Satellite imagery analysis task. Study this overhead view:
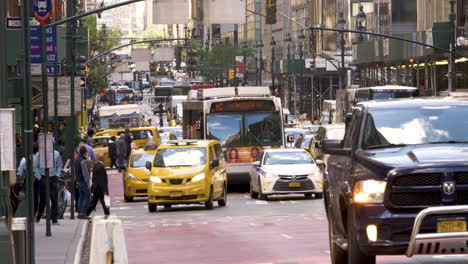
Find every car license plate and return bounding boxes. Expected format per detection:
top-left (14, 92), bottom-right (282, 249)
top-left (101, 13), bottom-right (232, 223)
top-left (437, 220), bottom-right (467, 233)
top-left (289, 182), bottom-right (301, 188)
top-left (170, 192), bottom-right (182, 198)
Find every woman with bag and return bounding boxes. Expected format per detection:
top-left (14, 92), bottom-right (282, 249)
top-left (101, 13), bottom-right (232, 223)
top-left (86, 153), bottom-right (110, 217)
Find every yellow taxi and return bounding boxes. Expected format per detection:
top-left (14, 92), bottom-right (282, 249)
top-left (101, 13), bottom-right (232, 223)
top-left (146, 140), bottom-right (227, 212)
top-left (123, 147), bottom-right (157, 202)
top-left (93, 136), bottom-right (112, 167)
top-left (93, 127), bottom-right (161, 148)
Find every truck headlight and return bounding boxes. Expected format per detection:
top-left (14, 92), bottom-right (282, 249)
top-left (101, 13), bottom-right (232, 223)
top-left (127, 173), bottom-right (138, 181)
top-left (353, 180), bottom-right (387, 203)
top-left (192, 173), bottom-right (205, 182)
top-left (150, 176), bottom-right (163, 183)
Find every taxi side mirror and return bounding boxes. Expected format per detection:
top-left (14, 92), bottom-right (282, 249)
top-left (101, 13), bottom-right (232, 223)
top-left (146, 161), bottom-right (152, 170)
top-left (252, 161), bottom-right (260, 167)
top-left (210, 159), bottom-right (219, 169)
top-left (315, 160), bottom-right (325, 166)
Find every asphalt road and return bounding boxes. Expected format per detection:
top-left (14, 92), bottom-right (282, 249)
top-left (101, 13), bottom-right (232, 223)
top-left (100, 170), bottom-right (468, 264)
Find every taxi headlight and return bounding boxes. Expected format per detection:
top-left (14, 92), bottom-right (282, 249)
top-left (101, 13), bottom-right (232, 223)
top-left (263, 172), bottom-right (276, 178)
top-left (127, 173), bottom-right (138, 181)
top-left (353, 180), bottom-right (387, 204)
top-left (150, 176), bottom-right (162, 183)
top-left (192, 173), bottom-right (205, 182)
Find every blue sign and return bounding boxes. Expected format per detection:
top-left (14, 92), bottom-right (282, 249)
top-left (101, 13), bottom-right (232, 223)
top-left (33, 0), bottom-right (52, 26)
top-left (46, 64), bottom-right (61, 76)
top-left (30, 25), bottom-right (57, 63)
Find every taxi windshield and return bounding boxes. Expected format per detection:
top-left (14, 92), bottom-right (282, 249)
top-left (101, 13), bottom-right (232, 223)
top-left (131, 153), bottom-right (155, 168)
top-left (264, 151), bottom-right (313, 165)
top-left (154, 147), bottom-right (206, 167)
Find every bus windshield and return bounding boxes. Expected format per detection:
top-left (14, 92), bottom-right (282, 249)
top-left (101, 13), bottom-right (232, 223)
top-left (206, 112), bottom-right (282, 147)
top-left (116, 92), bottom-right (134, 104)
top-left (372, 91), bottom-right (414, 100)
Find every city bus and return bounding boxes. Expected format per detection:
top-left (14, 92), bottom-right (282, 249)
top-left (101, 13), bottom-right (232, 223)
top-left (182, 87), bottom-right (284, 184)
top-left (107, 86), bottom-right (135, 105)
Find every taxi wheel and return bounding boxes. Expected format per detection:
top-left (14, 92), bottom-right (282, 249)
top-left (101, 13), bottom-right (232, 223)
top-left (148, 203), bottom-right (157, 212)
top-left (258, 177), bottom-right (268, 200)
top-left (205, 187), bottom-right (214, 210)
top-left (124, 196), bottom-right (134, 203)
top-left (250, 182), bottom-right (259, 199)
top-left (218, 184), bottom-right (227, 207)
top-left (164, 204), bottom-right (172, 209)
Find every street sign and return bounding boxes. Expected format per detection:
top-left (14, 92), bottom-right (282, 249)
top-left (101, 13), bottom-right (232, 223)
top-left (444, 72), bottom-right (464, 79)
top-left (31, 63), bottom-right (61, 76)
top-left (33, 0), bottom-right (52, 26)
top-left (30, 25), bottom-right (57, 63)
top-left (0, 109), bottom-right (16, 171)
top-left (47, 77), bottom-right (82, 116)
top-left (6, 18), bottom-right (22, 29)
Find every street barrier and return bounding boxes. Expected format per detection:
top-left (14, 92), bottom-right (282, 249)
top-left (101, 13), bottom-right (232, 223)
top-left (11, 217), bottom-right (27, 264)
top-left (89, 215), bottom-right (128, 264)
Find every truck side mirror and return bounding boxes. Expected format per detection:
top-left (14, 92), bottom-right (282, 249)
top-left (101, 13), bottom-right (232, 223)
top-left (322, 139), bottom-right (350, 156)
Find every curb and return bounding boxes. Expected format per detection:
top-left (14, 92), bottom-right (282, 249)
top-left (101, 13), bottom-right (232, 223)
top-left (73, 220), bottom-right (90, 264)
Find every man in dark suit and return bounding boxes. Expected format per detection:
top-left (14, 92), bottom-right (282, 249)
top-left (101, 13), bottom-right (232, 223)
top-left (108, 136), bottom-right (117, 169)
top-left (86, 153), bottom-right (110, 217)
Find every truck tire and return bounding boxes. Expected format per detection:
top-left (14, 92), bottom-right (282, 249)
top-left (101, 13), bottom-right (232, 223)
top-left (328, 211), bottom-right (348, 264)
top-left (347, 209), bottom-right (376, 264)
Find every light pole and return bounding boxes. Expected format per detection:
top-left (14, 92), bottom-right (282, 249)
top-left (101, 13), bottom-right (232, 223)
top-left (297, 31), bottom-right (305, 114)
top-left (242, 42), bottom-right (248, 85)
top-left (270, 36), bottom-right (276, 95)
top-left (356, 5), bottom-right (367, 42)
top-left (256, 40), bottom-right (264, 85)
top-left (448, 0), bottom-right (457, 92)
top-left (285, 32), bottom-right (292, 112)
top-left (337, 11), bottom-right (346, 90)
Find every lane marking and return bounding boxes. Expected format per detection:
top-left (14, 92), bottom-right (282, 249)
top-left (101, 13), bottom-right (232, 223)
top-left (256, 200), bottom-right (268, 205)
top-left (280, 234), bottom-right (293, 239)
top-left (325, 250), bottom-right (330, 255)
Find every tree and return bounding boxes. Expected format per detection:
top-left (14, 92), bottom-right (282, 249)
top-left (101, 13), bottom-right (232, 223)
top-left (198, 43), bottom-right (253, 83)
top-left (82, 16), bottom-right (123, 91)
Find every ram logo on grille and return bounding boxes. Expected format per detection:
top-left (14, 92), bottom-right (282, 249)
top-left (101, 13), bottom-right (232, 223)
top-left (442, 181), bottom-right (455, 195)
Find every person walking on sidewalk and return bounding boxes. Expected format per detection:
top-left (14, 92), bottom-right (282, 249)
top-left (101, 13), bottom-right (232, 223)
top-left (86, 153), bottom-right (110, 217)
top-left (75, 147), bottom-right (91, 219)
top-left (34, 149), bottom-right (63, 224)
top-left (108, 136), bottom-right (117, 169)
top-left (116, 134), bottom-right (127, 172)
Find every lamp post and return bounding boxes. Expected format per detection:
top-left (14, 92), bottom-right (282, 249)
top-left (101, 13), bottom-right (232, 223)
top-left (285, 32), bottom-right (292, 112)
top-left (256, 40), bottom-right (264, 85)
top-left (337, 11), bottom-right (346, 90)
top-left (448, 0), bottom-right (457, 92)
top-left (270, 36), bottom-right (277, 95)
top-left (356, 5), bottom-right (367, 42)
top-left (242, 42), bottom-right (248, 85)
top-left (297, 31), bottom-right (305, 114)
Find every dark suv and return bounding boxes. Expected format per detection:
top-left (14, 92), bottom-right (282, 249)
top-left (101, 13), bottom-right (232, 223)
top-left (322, 98), bottom-right (468, 264)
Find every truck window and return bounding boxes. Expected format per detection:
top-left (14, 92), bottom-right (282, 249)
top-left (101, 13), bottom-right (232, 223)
top-left (343, 110), bottom-right (361, 149)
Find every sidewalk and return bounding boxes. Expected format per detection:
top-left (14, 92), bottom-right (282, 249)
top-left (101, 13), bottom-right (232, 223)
top-left (35, 217), bottom-right (88, 264)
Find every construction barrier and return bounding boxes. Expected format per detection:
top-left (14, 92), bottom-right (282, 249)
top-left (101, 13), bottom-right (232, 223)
top-left (89, 215), bottom-right (127, 264)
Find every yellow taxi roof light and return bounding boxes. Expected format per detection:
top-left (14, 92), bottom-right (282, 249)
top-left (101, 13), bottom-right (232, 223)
top-left (167, 140), bottom-right (198, 146)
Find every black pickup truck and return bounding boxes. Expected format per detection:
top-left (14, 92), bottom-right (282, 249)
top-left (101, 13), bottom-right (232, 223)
top-left (322, 98), bottom-right (468, 264)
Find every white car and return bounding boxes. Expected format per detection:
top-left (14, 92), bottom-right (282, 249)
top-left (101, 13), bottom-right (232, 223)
top-left (249, 149), bottom-right (324, 200)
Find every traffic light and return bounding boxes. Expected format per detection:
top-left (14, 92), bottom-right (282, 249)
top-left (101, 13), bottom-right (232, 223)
top-left (186, 48), bottom-right (199, 72)
top-left (76, 55), bottom-right (87, 77)
top-left (266, 0), bottom-right (277, 25)
top-left (149, 61), bottom-right (157, 76)
top-left (228, 69), bottom-right (234, 80)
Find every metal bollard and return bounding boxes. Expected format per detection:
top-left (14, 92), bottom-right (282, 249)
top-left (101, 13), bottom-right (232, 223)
top-left (11, 217), bottom-right (27, 264)
top-left (0, 218), bottom-right (15, 264)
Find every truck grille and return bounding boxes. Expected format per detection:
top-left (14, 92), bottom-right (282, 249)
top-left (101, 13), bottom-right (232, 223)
top-left (388, 171), bottom-right (468, 210)
top-left (272, 179), bottom-right (314, 192)
top-left (455, 172), bottom-right (468, 184)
